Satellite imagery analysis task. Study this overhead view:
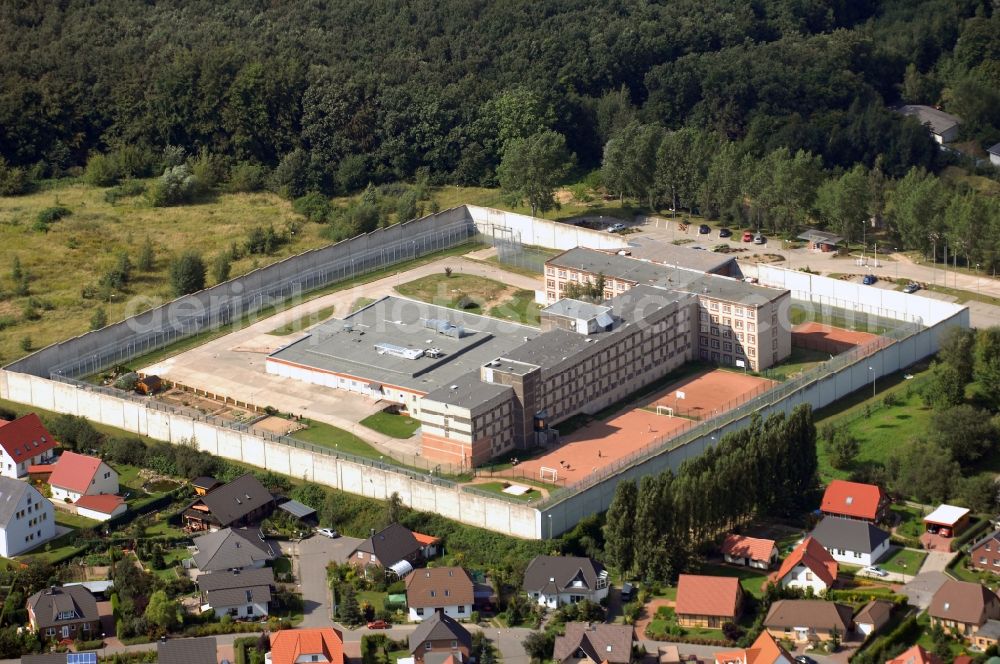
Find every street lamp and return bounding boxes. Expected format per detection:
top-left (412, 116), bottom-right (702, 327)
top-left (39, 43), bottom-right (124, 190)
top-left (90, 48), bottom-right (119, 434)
top-left (860, 220), bottom-right (867, 260)
top-left (547, 514), bottom-right (552, 540)
top-left (868, 366), bottom-right (875, 399)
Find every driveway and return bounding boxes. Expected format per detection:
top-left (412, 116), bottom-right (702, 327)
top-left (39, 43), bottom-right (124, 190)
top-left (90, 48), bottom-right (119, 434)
top-left (918, 549), bottom-right (957, 573)
top-left (281, 534), bottom-right (362, 627)
top-left (901, 571), bottom-right (949, 610)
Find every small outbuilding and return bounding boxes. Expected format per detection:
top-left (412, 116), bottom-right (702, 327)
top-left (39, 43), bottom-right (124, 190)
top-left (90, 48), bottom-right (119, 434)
top-left (989, 143), bottom-right (1000, 168)
top-left (137, 375), bottom-right (163, 395)
top-left (798, 229), bottom-right (844, 253)
top-left (925, 504), bottom-right (971, 538)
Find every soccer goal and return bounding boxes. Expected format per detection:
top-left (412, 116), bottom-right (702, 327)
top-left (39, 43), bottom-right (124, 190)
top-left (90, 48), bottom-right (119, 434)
top-left (539, 466), bottom-right (559, 483)
top-left (656, 405), bottom-right (674, 418)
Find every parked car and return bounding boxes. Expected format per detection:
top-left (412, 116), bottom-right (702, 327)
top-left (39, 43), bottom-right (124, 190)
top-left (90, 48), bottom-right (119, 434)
top-left (367, 620), bottom-right (389, 629)
top-left (620, 582), bottom-right (635, 602)
top-left (903, 282), bottom-right (921, 293)
top-left (742, 231), bottom-right (753, 242)
top-left (607, 223), bottom-right (626, 233)
top-left (795, 656), bottom-right (817, 664)
top-left (316, 527), bottom-right (339, 539)
top-left (698, 224), bottom-right (711, 234)
top-left (861, 565), bottom-right (888, 578)
top-left (862, 274), bottom-right (877, 285)
top-left (753, 233), bottom-right (765, 244)
top-left (719, 228), bottom-right (732, 238)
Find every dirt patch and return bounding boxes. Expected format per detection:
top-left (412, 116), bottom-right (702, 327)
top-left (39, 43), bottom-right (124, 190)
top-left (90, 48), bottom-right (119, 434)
top-left (155, 387), bottom-right (257, 419)
top-left (744, 253), bottom-right (785, 264)
top-left (254, 415), bottom-right (306, 435)
top-left (555, 188), bottom-right (575, 205)
top-left (792, 322), bottom-right (882, 354)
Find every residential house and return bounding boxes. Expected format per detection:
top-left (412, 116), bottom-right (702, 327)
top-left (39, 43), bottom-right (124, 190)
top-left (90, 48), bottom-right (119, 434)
top-left (405, 567), bottom-right (474, 622)
top-left (928, 579), bottom-right (1000, 638)
top-left (26, 585), bottom-right (100, 640)
top-left (887, 645), bottom-right (943, 664)
top-left (898, 105), bottom-right (962, 144)
top-left (810, 517), bottom-right (891, 566)
top-left (763, 599), bottom-right (853, 643)
top-left (553, 623), bottom-right (635, 664)
top-left (182, 473), bottom-right (275, 532)
top-left (522, 555), bottom-right (609, 609)
top-left (408, 612), bottom-right (472, 664)
top-left (674, 575), bottom-right (743, 628)
top-left (769, 537), bottom-right (838, 594)
top-left (0, 413), bottom-right (59, 479)
top-left (192, 527), bottom-right (276, 572)
top-left (196, 567), bottom-right (274, 619)
top-left (713, 631), bottom-right (793, 664)
top-left (855, 600), bottom-right (893, 637)
top-left (0, 476), bottom-right (56, 557)
top-left (351, 523), bottom-right (427, 576)
top-left (721, 535), bottom-right (779, 569)
top-left (266, 628), bottom-right (344, 664)
top-left (74, 494), bottom-right (127, 522)
top-left (48, 451), bottom-right (118, 503)
top-left (158, 637), bottom-right (218, 664)
top-left (989, 143), bottom-right (1000, 168)
top-left (973, 620), bottom-right (1000, 651)
top-left (820, 480), bottom-right (889, 524)
top-left (924, 505), bottom-right (971, 539)
top-left (971, 531), bottom-right (1000, 575)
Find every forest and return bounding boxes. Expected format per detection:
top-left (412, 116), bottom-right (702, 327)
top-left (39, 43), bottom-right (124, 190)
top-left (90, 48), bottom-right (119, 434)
top-left (1, 0), bottom-right (1000, 262)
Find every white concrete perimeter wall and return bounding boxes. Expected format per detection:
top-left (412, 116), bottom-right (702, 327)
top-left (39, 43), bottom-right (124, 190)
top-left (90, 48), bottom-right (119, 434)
top-left (539, 301), bottom-right (970, 537)
top-left (753, 265), bottom-right (966, 326)
top-left (0, 370), bottom-right (541, 539)
top-left (465, 205), bottom-right (628, 251)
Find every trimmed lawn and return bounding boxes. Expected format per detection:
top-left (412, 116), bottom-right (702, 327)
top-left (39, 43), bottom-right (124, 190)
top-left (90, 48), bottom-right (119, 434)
top-left (488, 289), bottom-right (542, 326)
top-left (395, 273), bottom-right (512, 315)
top-left (17, 530), bottom-right (86, 564)
top-left (891, 504), bottom-right (927, 540)
top-left (116, 464), bottom-right (144, 490)
top-left (949, 556), bottom-right (1000, 591)
top-left (351, 297), bottom-right (376, 313)
top-left (269, 306), bottom-right (335, 335)
top-left (357, 590), bottom-right (387, 612)
top-left (54, 510), bottom-right (102, 529)
top-left (698, 563), bottom-right (770, 598)
top-left (470, 482), bottom-right (541, 502)
top-left (360, 412), bottom-right (421, 439)
top-left (817, 391), bottom-right (934, 482)
top-left (290, 418), bottom-right (384, 459)
top-left (144, 519), bottom-right (187, 538)
top-left (879, 547), bottom-right (926, 575)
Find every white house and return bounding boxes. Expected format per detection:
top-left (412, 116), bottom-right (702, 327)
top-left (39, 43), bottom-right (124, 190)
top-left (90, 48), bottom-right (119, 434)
top-left (769, 537), bottom-right (838, 594)
top-left (0, 413), bottom-right (59, 479)
top-left (522, 555), bottom-right (609, 608)
top-left (197, 567), bottom-right (273, 619)
top-left (0, 476), bottom-right (56, 557)
top-left (810, 516), bottom-right (891, 566)
top-left (48, 451), bottom-right (119, 502)
top-left (406, 567), bottom-right (474, 622)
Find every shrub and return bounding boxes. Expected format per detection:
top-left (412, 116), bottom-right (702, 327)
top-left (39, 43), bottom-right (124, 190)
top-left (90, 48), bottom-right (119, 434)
top-left (149, 164), bottom-right (199, 206)
top-left (84, 153), bottom-right (121, 187)
top-left (34, 206), bottom-right (72, 231)
top-left (90, 307), bottom-right (108, 330)
top-left (227, 162), bottom-right (268, 193)
top-left (293, 192), bottom-right (332, 222)
top-left (0, 158), bottom-right (32, 195)
top-left (105, 180), bottom-right (147, 204)
top-left (169, 251), bottom-right (206, 295)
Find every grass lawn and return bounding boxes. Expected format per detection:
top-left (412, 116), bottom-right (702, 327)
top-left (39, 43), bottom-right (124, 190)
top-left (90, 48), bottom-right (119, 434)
top-left (915, 612), bottom-right (967, 656)
top-left (487, 289), bottom-right (542, 326)
top-left (360, 411), bottom-right (421, 439)
top-left (891, 504), bottom-right (927, 540)
top-left (150, 545), bottom-right (191, 580)
top-left (144, 519), bottom-right (188, 538)
top-left (116, 464), bottom-right (145, 490)
top-left (17, 530), bottom-right (87, 564)
top-left (395, 273), bottom-right (512, 315)
top-left (351, 297), bottom-right (376, 313)
top-left (948, 556), bottom-right (1000, 590)
top-left (54, 510), bottom-right (102, 529)
top-left (765, 346), bottom-right (831, 381)
top-left (880, 547), bottom-right (927, 575)
top-left (269, 306), bottom-right (335, 335)
top-left (289, 418), bottom-right (384, 459)
top-left (470, 482), bottom-right (541, 502)
top-left (817, 390), bottom-right (934, 482)
top-left (357, 590), bottom-right (387, 612)
top-left (698, 563), bottom-right (770, 598)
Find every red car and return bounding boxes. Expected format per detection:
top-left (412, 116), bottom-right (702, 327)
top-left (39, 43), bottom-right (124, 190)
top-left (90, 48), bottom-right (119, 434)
top-left (367, 620), bottom-right (389, 629)
top-left (742, 231), bottom-right (753, 242)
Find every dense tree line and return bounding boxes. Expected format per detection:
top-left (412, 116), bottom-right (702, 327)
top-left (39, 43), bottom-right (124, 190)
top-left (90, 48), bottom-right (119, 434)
top-left (1, 0), bottom-right (998, 200)
top-left (604, 404), bottom-right (817, 584)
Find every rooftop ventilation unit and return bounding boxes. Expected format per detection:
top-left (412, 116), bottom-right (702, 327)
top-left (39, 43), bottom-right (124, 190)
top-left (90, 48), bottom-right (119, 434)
top-left (374, 342), bottom-right (424, 360)
top-left (424, 318), bottom-right (465, 338)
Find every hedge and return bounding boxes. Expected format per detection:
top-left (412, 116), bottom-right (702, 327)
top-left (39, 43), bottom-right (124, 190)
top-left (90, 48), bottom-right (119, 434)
top-left (951, 517), bottom-right (990, 553)
top-left (234, 636), bottom-right (259, 664)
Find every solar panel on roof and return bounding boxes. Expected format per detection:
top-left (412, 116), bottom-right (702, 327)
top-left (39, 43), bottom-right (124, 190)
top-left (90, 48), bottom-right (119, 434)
top-left (68, 653), bottom-right (98, 664)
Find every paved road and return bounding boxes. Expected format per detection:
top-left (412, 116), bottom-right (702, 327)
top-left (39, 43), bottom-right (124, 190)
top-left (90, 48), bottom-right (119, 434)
top-left (281, 534), bottom-right (363, 627)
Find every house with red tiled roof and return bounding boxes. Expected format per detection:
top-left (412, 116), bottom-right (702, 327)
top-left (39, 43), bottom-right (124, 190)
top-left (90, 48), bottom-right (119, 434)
top-left (48, 451), bottom-right (118, 503)
top-left (769, 537), bottom-right (838, 594)
top-left (0, 413), bottom-right (58, 479)
top-left (266, 627), bottom-right (343, 664)
top-left (675, 575), bottom-right (743, 628)
top-left (714, 631), bottom-right (792, 664)
top-left (886, 645), bottom-right (942, 664)
top-left (721, 535), bottom-right (779, 569)
top-left (820, 480), bottom-right (889, 524)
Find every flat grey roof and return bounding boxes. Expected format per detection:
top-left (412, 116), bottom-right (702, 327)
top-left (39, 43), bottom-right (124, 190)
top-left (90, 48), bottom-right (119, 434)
top-left (268, 296), bottom-right (539, 395)
top-left (541, 299), bottom-right (611, 320)
top-left (422, 369), bottom-right (512, 408)
top-left (548, 247), bottom-right (784, 306)
top-left (278, 499), bottom-right (316, 519)
top-left (798, 229), bottom-right (844, 245)
top-left (619, 237), bottom-right (736, 273)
